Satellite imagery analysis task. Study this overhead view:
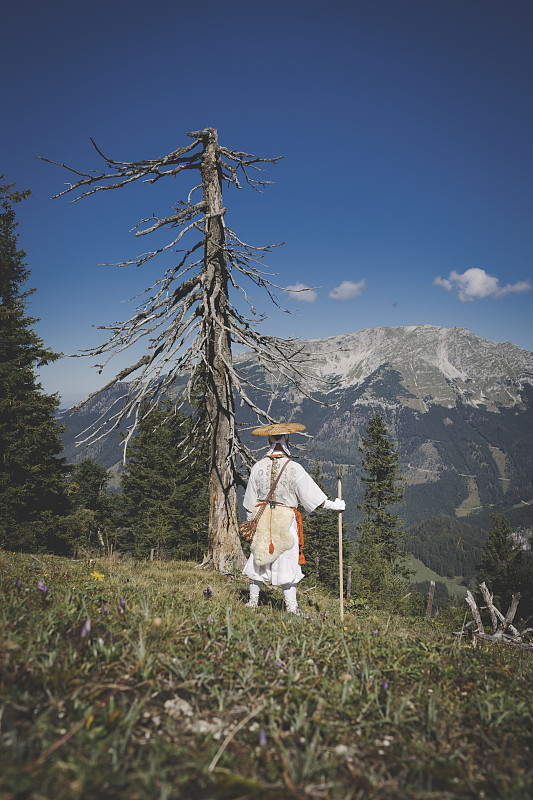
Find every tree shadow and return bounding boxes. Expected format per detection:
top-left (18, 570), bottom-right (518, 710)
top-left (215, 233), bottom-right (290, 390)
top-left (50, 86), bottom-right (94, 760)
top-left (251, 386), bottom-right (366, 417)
top-left (237, 585), bottom-right (286, 611)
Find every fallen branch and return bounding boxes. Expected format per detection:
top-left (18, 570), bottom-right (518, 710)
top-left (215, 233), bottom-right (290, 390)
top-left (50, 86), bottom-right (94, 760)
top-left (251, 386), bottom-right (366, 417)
top-left (471, 632), bottom-right (533, 651)
top-left (461, 585), bottom-right (532, 650)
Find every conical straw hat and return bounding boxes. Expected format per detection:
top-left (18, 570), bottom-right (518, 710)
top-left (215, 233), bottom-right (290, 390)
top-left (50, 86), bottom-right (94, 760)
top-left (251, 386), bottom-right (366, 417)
top-left (251, 422), bottom-right (306, 436)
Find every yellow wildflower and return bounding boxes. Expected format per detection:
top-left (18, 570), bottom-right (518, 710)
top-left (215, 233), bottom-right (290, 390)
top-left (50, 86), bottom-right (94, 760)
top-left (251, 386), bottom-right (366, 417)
top-left (90, 570), bottom-right (105, 582)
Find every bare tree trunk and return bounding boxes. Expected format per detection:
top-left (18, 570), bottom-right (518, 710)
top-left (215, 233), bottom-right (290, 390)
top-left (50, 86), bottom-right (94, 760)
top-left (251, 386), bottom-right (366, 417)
top-left (199, 128), bottom-right (245, 572)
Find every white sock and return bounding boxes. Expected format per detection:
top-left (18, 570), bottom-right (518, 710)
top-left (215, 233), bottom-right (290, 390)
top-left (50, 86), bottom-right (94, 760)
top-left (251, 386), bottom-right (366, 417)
top-left (282, 583), bottom-right (298, 612)
top-left (246, 580), bottom-right (261, 607)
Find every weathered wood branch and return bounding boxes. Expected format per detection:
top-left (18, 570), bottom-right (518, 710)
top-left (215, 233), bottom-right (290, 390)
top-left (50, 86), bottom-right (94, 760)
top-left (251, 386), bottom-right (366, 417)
top-left (501, 592), bottom-right (521, 634)
top-left (38, 136), bottom-right (204, 201)
top-left (461, 584), bottom-right (532, 649)
top-left (479, 581), bottom-right (521, 637)
top-left (478, 582), bottom-right (498, 633)
top-left (70, 356), bottom-right (150, 412)
top-left (469, 632), bottom-right (533, 651)
top-left (466, 590), bottom-right (484, 634)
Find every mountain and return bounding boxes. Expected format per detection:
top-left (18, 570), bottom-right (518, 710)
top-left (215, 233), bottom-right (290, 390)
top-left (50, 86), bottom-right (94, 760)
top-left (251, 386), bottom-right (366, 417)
top-left (296, 324), bottom-right (533, 412)
top-left (60, 324), bottom-right (533, 578)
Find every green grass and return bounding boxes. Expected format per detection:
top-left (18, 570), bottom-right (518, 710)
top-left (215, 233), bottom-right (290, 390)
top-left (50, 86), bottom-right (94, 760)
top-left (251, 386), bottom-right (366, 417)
top-left (406, 556), bottom-right (468, 598)
top-left (1, 551), bottom-right (532, 800)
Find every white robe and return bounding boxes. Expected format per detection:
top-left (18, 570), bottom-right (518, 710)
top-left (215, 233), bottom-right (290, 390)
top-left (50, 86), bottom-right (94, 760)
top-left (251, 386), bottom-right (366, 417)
top-left (242, 456), bottom-right (327, 586)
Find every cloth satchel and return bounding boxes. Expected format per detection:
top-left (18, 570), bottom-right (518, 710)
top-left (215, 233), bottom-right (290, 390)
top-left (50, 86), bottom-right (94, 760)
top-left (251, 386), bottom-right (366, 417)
top-left (238, 459), bottom-right (290, 544)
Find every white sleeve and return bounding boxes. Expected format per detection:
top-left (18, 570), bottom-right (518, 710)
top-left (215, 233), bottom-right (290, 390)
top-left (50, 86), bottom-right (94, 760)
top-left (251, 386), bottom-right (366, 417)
top-left (323, 498), bottom-right (345, 511)
top-left (294, 468), bottom-right (328, 513)
top-left (243, 469), bottom-right (259, 513)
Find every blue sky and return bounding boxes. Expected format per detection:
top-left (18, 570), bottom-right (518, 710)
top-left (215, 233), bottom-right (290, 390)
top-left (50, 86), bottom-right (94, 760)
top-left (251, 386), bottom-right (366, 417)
top-left (3, 0), bottom-right (533, 405)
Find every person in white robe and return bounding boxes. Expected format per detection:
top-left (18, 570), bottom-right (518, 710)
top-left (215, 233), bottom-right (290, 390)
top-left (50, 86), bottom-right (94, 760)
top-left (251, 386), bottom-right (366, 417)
top-left (242, 422), bottom-right (345, 614)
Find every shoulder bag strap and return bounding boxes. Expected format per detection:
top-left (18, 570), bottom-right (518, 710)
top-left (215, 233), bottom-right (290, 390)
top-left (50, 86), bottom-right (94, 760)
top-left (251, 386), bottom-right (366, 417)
top-left (253, 459), bottom-right (290, 524)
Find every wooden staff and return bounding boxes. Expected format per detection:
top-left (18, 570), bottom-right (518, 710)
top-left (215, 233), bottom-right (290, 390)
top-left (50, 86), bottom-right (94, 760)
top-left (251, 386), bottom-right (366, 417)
top-left (337, 467), bottom-right (344, 623)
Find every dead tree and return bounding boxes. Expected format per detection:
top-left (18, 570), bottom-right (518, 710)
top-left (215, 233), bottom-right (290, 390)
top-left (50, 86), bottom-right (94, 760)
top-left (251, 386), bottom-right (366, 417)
top-left (42, 127), bottom-right (317, 573)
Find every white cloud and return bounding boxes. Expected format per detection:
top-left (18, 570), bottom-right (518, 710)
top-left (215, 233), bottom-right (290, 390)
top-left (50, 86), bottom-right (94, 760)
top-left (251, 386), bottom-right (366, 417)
top-left (284, 282), bottom-right (318, 303)
top-left (433, 268), bottom-right (533, 303)
top-left (329, 279), bottom-right (366, 301)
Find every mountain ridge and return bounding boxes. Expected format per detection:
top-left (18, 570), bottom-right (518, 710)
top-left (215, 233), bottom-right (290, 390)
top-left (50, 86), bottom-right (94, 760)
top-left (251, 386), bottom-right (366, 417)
top-left (237, 324), bottom-right (533, 412)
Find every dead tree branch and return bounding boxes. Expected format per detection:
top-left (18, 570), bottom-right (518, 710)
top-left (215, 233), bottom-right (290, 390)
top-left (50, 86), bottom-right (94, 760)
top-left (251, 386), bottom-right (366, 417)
top-left (44, 129), bottom-right (321, 463)
top-left (461, 584), bottom-right (532, 650)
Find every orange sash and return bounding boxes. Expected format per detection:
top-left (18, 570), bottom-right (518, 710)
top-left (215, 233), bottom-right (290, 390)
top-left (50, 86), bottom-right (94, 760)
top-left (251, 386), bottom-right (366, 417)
top-left (291, 507), bottom-right (305, 565)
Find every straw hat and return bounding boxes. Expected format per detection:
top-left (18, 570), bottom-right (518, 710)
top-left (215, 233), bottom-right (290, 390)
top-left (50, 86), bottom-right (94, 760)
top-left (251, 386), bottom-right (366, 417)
top-left (251, 422), bottom-right (306, 436)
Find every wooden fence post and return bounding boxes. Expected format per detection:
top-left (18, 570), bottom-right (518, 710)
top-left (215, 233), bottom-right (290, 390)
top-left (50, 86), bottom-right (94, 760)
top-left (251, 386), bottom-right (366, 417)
top-left (425, 580), bottom-right (435, 618)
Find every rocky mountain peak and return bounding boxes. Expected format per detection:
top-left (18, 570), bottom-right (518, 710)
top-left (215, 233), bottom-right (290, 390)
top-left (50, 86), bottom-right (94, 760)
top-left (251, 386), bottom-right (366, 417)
top-left (292, 325), bottom-right (533, 412)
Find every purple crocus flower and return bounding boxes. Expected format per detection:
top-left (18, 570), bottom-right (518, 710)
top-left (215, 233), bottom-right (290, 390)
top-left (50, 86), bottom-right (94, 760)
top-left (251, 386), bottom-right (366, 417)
top-left (319, 611), bottom-right (327, 621)
top-left (206, 615), bottom-right (214, 624)
top-left (382, 680), bottom-right (389, 691)
top-left (16, 578), bottom-right (22, 591)
top-left (81, 618), bottom-right (91, 638)
top-left (118, 597), bottom-right (126, 615)
top-left (372, 629), bottom-right (379, 635)
top-left (38, 579), bottom-right (49, 594)
top-left (103, 604), bottom-right (108, 615)
top-left (203, 586), bottom-right (213, 598)
top-left (259, 729), bottom-right (267, 747)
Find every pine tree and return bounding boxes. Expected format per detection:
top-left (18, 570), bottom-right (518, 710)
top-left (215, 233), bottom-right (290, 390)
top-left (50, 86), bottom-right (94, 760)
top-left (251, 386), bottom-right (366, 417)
top-left (65, 458), bottom-right (118, 551)
top-left (0, 177), bottom-right (69, 550)
top-left (353, 412), bottom-right (410, 596)
top-left (304, 461), bottom-right (351, 592)
top-left (478, 513), bottom-right (518, 611)
top-left (68, 458), bottom-right (110, 515)
top-left (476, 513), bottom-right (533, 624)
top-left (120, 400), bottom-right (209, 559)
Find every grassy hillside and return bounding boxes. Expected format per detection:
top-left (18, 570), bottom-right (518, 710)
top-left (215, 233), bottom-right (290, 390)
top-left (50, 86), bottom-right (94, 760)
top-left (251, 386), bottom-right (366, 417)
top-left (405, 514), bottom-right (488, 582)
top-left (406, 555), bottom-right (468, 599)
top-left (1, 552), bottom-right (531, 799)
